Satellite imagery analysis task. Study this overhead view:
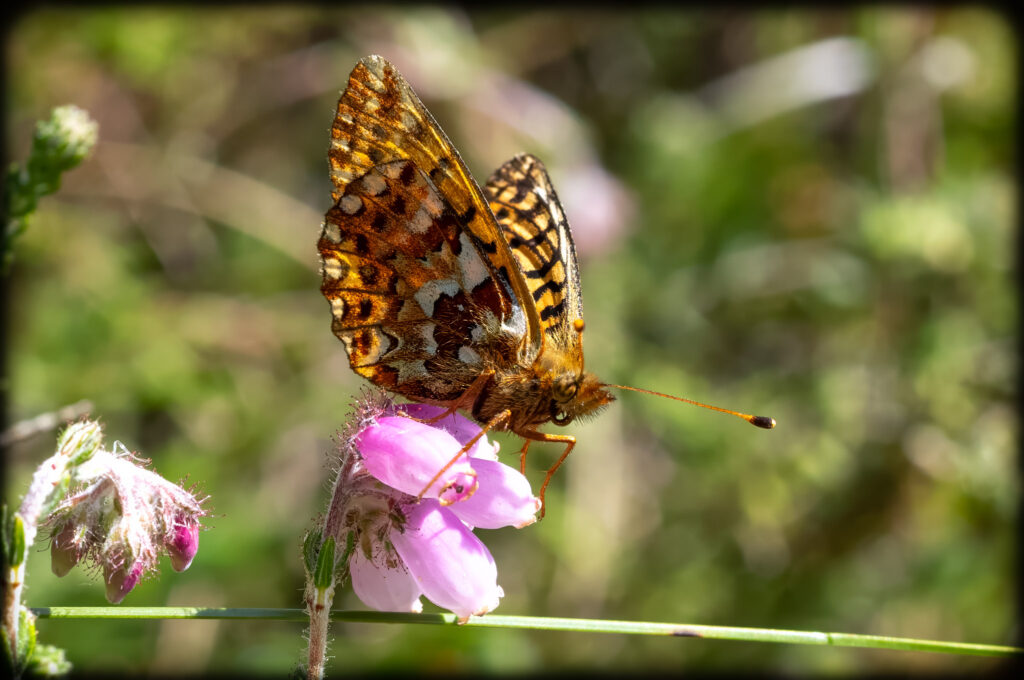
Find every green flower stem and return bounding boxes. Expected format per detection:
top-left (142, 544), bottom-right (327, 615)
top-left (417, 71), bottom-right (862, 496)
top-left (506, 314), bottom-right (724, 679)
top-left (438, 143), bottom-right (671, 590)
top-left (305, 536), bottom-right (339, 680)
top-left (3, 422), bottom-right (103, 670)
top-left (31, 607), bottom-right (1020, 658)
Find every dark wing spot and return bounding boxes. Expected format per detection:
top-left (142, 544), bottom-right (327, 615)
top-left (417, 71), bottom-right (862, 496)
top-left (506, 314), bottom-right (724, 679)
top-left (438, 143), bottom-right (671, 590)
top-left (359, 264), bottom-right (379, 286)
top-left (508, 231), bottom-right (547, 250)
top-left (437, 212), bottom-right (462, 252)
top-left (399, 162), bottom-right (416, 185)
top-left (330, 258), bottom-right (351, 281)
top-left (539, 300), bottom-right (565, 322)
top-left (371, 212), bottom-right (388, 232)
top-left (531, 279), bottom-right (563, 301)
top-left (470, 279), bottom-right (503, 314)
top-left (524, 257), bottom-right (557, 279)
top-left (353, 330), bottom-right (369, 353)
top-left (460, 205), bottom-right (477, 224)
top-left (359, 299), bottom-right (373, 319)
top-left (392, 195), bottom-right (406, 214)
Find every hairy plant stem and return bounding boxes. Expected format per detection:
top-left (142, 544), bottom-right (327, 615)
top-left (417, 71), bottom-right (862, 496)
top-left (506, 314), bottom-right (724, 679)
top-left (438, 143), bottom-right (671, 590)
top-left (3, 444), bottom-right (75, 661)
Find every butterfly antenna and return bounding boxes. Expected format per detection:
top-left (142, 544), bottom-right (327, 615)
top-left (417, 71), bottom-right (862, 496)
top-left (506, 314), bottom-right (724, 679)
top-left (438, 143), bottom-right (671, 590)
top-left (572, 319), bottom-right (586, 372)
top-left (606, 384), bottom-right (776, 429)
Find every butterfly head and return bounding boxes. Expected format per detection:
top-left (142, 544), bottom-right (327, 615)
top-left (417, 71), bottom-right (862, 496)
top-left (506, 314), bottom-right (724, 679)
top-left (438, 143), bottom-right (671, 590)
top-left (549, 370), bottom-right (614, 426)
top-left (539, 318), bottom-right (615, 427)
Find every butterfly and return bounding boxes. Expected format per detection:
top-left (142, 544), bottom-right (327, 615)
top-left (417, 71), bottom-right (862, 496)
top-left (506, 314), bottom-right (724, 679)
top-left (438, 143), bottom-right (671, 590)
top-left (317, 55), bottom-right (614, 513)
top-left (318, 56), bottom-right (774, 514)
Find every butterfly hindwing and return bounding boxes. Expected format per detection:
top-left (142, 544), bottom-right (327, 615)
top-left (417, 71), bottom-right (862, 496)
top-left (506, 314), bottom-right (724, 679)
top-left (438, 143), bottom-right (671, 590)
top-left (484, 154), bottom-right (583, 349)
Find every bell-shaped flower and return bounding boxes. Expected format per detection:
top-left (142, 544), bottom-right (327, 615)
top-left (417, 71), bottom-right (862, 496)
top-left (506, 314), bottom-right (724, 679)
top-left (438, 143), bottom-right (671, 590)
top-left (333, 400), bottom-right (540, 622)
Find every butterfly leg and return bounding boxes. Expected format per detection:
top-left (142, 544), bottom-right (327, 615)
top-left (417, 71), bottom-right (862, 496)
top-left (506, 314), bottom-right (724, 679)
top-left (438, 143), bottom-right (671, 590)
top-left (518, 440), bottom-right (532, 474)
top-left (416, 408), bottom-right (512, 502)
top-left (517, 430), bottom-right (576, 518)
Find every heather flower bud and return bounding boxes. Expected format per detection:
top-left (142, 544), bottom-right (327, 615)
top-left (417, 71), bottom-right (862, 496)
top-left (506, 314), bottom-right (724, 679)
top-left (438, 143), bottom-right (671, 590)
top-left (104, 559), bottom-right (145, 605)
top-left (33, 105), bottom-right (99, 175)
top-left (6, 418), bottom-right (206, 675)
top-left (43, 433), bottom-right (207, 603)
top-left (4, 105), bottom-right (98, 273)
top-left (166, 519), bottom-right (200, 572)
top-left (56, 419), bottom-right (103, 464)
top-left (49, 521), bottom-right (90, 577)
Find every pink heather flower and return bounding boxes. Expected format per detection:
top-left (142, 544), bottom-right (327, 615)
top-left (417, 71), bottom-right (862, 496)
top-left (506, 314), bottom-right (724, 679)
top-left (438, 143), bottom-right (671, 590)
top-left (335, 399), bottom-right (540, 622)
top-left (355, 414), bottom-right (479, 505)
top-left (388, 499), bottom-right (502, 618)
top-left (45, 440), bottom-right (207, 603)
top-left (349, 547), bottom-right (423, 614)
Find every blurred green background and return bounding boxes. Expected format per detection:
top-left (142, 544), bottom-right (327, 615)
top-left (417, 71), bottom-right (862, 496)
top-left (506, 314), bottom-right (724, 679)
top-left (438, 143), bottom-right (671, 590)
top-left (3, 6), bottom-right (1016, 675)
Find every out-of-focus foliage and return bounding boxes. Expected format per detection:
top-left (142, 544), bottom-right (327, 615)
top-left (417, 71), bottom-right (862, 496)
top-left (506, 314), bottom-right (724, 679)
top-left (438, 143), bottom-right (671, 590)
top-left (4, 6), bottom-right (1015, 675)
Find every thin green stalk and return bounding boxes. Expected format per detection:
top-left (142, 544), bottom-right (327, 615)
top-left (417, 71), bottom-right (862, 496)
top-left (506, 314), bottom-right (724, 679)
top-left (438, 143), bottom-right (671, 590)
top-left (31, 607), bottom-right (1020, 658)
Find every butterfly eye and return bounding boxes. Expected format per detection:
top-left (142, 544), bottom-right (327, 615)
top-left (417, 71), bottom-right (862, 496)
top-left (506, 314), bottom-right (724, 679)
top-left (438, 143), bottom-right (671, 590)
top-left (553, 377), bottom-right (578, 403)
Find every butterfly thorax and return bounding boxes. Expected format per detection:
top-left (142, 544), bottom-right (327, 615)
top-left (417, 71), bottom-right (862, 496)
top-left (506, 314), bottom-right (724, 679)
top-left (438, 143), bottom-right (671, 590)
top-left (471, 346), bottom-right (615, 431)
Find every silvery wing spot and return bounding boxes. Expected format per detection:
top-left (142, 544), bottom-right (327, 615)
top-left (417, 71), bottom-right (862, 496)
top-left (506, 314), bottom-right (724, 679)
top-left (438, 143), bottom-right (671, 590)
top-left (319, 159), bottom-right (524, 403)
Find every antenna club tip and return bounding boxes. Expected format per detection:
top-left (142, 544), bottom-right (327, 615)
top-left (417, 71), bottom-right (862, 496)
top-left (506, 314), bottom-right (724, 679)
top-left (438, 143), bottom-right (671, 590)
top-left (751, 416), bottom-right (776, 430)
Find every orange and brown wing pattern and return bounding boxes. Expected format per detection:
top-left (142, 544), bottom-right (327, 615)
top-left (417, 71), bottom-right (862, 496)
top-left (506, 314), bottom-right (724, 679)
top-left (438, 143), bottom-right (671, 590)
top-left (484, 154), bottom-right (583, 347)
top-left (319, 159), bottom-right (524, 403)
top-left (327, 55), bottom-right (541, 354)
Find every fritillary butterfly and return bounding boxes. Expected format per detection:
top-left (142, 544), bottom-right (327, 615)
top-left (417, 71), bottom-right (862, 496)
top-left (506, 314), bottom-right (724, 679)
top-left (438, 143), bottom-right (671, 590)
top-left (317, 55), bottom-right (612, 512)
top-left (317, 55), bottom-right (773, 514)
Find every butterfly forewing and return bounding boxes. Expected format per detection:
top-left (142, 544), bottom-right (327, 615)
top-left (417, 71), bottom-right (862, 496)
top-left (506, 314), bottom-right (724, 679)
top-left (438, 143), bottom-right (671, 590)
top-left (484, 154), bottom-right (584, 348)
top-left (328, 55), bottom-right (542, 353)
